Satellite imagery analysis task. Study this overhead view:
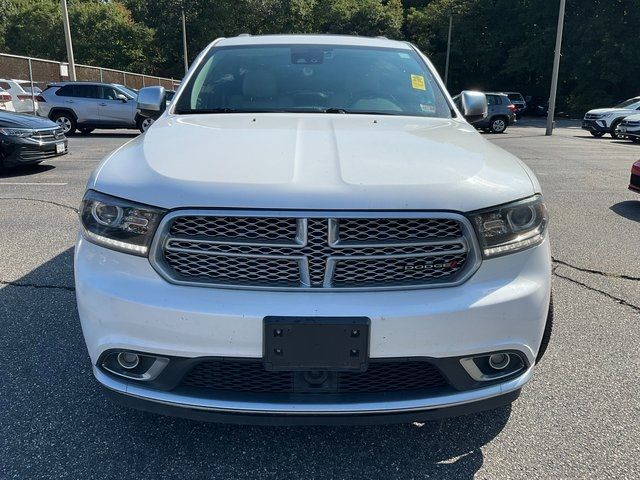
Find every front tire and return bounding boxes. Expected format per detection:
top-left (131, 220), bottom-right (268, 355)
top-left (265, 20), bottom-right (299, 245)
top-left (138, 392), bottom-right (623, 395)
top-left (52, 112), bottom-right (76, 135)
top-left (137, 117), bottom-right (154, 133)
top-left (590, 131), bottom-right (605, 138)
top-left (489, 117), bottom-right (508, 134)
top-left (610, 119), bottom-right (623, 139)
top-left (536, 295), bottom-right (553, 363)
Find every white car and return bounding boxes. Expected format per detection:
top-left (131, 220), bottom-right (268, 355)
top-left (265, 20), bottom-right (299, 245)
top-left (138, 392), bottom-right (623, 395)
top-left (582, 96), bottom-right (640, 138)
top-left (75, 35), bottom-right (552, 424)
top-left (615, 114), bottom-right (640, 142)
top-left (0, 87), bottom-right (14, 111)
top-left (0, 79), bottom-right (38, 113)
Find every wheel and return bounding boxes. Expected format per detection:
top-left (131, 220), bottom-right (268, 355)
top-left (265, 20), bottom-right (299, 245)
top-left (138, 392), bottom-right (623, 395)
top-left (52, 112), bottom-right (76, 135)
top-left (536, 295), bottom-right (553, 363)
top-left (590, 131), bottom-right (605, 138)
top-left (79, 128), bottom-right (94, 135)
top-left (489, 117), bottom-right (508, 134)
top-left (610, 119), bottom-right (623, 139)
top-left (632, 138), bottom-right (640, 144)
top-left (137, 116), bottom-right (154, 133)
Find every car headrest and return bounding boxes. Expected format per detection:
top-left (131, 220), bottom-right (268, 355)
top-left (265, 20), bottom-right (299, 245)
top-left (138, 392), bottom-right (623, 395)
top-left (242, 70), bottom-right (278, 98)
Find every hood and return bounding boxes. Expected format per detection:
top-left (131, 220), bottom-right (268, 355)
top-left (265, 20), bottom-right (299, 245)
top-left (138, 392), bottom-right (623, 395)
top-left (622, 114), bottom-right (640, 122)
top-left (0, 111), bottom-right (58, 129)
top-left (587, 108), bottom-right (638, 116)
top-left (89, 113), bottom-right (537, 212)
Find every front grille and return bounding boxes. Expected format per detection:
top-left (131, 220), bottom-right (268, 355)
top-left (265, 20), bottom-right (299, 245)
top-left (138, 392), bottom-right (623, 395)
top-left (621, 121), bottom-right (640, 128)
top-left (31, 128), bottom-right (65, 141)
top-left (155, 212), bottom-right (477, 290)
top-left (584, 113), bottom-right (602, 120)
top-left (181, 359), bottom-right (447, 394)
top-left (18, 145), bottom-right (67, 160)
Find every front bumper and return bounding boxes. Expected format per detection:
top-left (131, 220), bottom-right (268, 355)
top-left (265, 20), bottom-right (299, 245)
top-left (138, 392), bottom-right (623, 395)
top-left (75, 235), bottom-right (551, 421)
top-left (0, 136), bottom-right (68, 167)
top-left (582, 119), bottom-right (609, 133)
top-left (630, 163), bottom-right (640, 193)
top-left (617, 124), bottom-right (640, 140)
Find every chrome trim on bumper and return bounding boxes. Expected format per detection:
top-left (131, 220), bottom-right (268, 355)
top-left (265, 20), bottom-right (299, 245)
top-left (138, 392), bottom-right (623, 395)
top-left (94, 365), bottom-right (532, 415)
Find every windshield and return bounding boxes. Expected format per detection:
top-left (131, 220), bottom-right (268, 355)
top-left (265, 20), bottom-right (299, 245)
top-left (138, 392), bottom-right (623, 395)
top-left (174, 44), bottom-right (453, 118)
top-left (615, 97), bottom-right (640, 108)
top-left (114, 85), bottom-right (138, 99)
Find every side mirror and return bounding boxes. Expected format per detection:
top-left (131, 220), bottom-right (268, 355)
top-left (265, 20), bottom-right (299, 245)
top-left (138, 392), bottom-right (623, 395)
top-left (458, 90), bottom-right (488, 124)
top-left (137, 86), bottom-right (166, 120)
top-left (116, 93), bottom-right (128, 102)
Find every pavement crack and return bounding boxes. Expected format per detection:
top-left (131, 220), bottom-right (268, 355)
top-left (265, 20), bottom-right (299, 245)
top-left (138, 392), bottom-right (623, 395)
top-left (0, 279), bottom-right (75, 291)
top-left (0, 197), bottom-right (78, 214)
top-left (552, 257), bottom-right (640, 282)
top-left (552, 266), bottom-right (640, 314)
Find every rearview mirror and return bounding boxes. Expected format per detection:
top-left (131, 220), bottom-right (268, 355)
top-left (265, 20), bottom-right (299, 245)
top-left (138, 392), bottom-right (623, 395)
top-left (137, 86), bottom-right (166, 120)
top-left (458, 90), bottom-right (488, 124)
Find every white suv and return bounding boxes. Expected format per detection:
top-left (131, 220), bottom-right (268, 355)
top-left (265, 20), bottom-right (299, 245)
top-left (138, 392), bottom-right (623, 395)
top-left (582, 96), bottom-right (640, 138)
top-left (75, 35), bottom-right (552, 424)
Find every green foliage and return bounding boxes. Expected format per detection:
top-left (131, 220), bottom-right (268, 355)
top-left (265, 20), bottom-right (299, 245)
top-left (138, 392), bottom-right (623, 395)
top-left (2, 0), bottom-right (639, 115)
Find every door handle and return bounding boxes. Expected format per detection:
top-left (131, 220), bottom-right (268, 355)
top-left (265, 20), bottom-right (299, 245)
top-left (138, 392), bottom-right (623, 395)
top-left (99, 102), bottom-right (107, 106)
top-left (66, 100), bottom-right (74, 103)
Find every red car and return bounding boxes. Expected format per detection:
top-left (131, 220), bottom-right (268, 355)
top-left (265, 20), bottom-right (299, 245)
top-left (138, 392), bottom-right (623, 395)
top-left (630, 160), bottom-right (640, 193)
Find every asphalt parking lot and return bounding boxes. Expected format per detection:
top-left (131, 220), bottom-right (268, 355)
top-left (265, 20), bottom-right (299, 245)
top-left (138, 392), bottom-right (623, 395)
top-left (1, 119), bottom-right (639, 479)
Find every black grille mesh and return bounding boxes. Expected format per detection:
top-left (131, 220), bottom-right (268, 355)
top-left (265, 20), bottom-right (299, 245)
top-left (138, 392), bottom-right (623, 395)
top-left (181, 359), bottom-right (447, 394)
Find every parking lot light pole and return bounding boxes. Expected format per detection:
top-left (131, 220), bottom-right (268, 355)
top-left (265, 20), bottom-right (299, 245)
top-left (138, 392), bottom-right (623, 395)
top-left (182, 7), bottom-right (189, 74)
top-left (444, 13), bottom-right (453, 87)
top-left (60, 0), bottom-right (76, 81)
top-left (546, 0), bottom-right (566, 136)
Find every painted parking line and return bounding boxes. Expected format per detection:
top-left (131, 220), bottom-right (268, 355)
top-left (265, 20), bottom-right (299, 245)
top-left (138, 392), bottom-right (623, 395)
top-left (0, 182), bottom-right (68, 185)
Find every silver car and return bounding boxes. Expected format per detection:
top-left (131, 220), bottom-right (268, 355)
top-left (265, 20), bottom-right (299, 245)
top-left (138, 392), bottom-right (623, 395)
top-left (37, 82), bottom-right (153, 134)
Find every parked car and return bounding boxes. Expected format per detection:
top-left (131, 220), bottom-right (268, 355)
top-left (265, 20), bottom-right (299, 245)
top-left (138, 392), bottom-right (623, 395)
top-left (524, 95), bottom-right (548, 116)
top-left (455, 92), bottom-right (516, 133)
top-left (37, 81), bottom-right (150, 134)
top-left (75, 34), bottom-right (552, 425)
top-left (0, 79), bottom-right (38, 113)
top-left (503, 92), bottom-right (526, 117)
top-left (582, 97), bottom-right (640, 138)
top-left (0, 87), bottom-right (15, 112)
top-left (0, 110), bottom-right (67, 169)
top-left (615, 114), bottom-right (640, 143)
top-left (630, 160), bottom-right (640, 194)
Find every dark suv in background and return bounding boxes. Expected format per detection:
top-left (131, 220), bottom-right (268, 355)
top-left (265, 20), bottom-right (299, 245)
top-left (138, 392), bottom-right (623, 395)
top-left (37, 82), bottom-right (152, 134)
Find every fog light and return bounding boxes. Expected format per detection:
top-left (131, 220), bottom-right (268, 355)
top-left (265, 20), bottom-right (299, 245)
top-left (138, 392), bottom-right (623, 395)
top-left (488, 353), bottom-right (510, 370)
top-left (117, 352), bottom-right (140, 369)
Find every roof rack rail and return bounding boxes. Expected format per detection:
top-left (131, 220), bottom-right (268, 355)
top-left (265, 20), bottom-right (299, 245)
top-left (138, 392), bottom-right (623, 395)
top-left (238, 33), bottom-right (251, 37)
top-left (376, 36), bottom-right (388, 39)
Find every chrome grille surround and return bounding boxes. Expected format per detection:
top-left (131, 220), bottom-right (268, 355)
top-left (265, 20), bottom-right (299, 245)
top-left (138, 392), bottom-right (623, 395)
top-left (149, 210), bottom-right (482, 291)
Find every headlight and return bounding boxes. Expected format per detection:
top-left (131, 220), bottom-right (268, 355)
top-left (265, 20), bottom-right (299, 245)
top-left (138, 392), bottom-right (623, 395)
top-left (0, 127), bottom-right (34, 137)
top-left (80, 190), bottom-right (165, 256)
top-left (468, 195), bottom-right (548, 258)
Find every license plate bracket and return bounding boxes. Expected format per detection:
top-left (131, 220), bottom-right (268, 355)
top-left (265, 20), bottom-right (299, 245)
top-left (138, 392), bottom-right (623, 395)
top-left (55, 143), bottom-right (65, 154)
top-left (264, 317), bottom-right (370, 372)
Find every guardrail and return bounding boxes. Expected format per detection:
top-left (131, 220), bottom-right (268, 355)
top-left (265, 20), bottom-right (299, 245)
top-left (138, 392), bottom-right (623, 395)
top-left (0, 52), bottom-right (178, 114)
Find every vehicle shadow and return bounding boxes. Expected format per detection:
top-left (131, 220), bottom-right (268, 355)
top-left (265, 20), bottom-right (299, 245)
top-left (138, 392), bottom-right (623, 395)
top-left (610, 200), bottom-right (640, 222)
top-left (72, 131), bottom-right (138, 139)
top-left (0, 163), bottom-right (55, 178)
top-left (1, 248), bottom-right (510, 479)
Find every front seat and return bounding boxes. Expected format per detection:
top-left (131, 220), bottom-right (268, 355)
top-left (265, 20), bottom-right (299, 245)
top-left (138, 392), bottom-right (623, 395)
top-left (229, 70), bottom-right (289, 110)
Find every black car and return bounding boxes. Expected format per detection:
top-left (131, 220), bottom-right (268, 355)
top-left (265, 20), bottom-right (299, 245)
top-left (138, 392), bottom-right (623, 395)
top-left (0, 110), bottom-right (68, 169)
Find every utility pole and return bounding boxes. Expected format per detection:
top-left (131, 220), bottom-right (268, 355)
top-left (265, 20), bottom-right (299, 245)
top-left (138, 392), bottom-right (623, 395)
top-left (546, 0), bottom-right (566, 136)
top-left (60, 0), bottom-right (76, 81)
top-left (444, 13), bottom-right (453, 87)
top-left (181, 6), bottom-right (189, 75)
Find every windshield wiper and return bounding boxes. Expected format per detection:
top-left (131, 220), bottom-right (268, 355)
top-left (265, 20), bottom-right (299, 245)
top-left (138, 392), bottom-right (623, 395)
top-left (174, 108), bottom-right (280, 114)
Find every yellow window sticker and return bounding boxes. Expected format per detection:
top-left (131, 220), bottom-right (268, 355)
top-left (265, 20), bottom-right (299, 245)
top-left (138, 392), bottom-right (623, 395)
top-left (411, 74), bottom-right (426, 91)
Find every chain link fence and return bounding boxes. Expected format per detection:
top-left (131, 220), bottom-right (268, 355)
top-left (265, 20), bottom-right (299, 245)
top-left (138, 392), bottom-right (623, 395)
top-left (0, 52), bottom-right (177, 92)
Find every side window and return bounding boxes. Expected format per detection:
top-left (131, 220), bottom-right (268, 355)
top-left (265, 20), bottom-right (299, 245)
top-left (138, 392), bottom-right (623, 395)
top-left (75, 85), bottom-right (100, 99)
top-left (0, 81), bottom-right (10, 90)
top-left (495, 96), bottom-right (503, 105)
top-left (55, 85), bottom-right (76, 97)
top-left (487, 95), bottom-right (496, 106)
top-left (100, 86), bottom-right (119, 100)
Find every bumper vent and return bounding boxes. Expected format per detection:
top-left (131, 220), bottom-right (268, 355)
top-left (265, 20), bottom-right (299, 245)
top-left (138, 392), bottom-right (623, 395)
top-left (181, 359), bottom-right (447, 394)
